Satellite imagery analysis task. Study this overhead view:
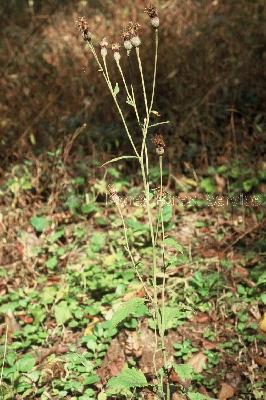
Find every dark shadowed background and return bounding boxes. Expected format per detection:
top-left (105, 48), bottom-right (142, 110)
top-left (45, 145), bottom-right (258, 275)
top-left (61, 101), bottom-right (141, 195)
top-left (0, 0), bottom-right (265, 169)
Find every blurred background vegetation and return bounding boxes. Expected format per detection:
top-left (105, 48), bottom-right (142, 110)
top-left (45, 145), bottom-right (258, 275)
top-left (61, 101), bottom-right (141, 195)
top-left (0, 0), bottom-right (265, 170)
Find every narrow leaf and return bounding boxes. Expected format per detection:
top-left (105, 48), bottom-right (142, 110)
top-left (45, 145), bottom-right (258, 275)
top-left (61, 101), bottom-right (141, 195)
top-left (149, 121), bottom-right (170, 128)
top-left (101, 156), bottom-right (138, 167)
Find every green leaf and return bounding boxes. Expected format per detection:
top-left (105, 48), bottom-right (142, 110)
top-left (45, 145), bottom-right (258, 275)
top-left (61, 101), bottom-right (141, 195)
top-left (257, 272), bottom-right (266, 286)
top-left (164, 237), bottom-right (184, 254)
top-left (81, 203), bottom-right (97, 215)
top-left (161, 306), bottom-right (189, 330)
top-left (200, 178), bottom-right (216, 194)
top-left (126, 97), bottom-right (134, 107)
top-left (47, 229), bottom-right (65, 243)
top-left (16, 355), bottom-right (36, 373)
top-left (42, 286), bottom-right (57, 304)
top-left (188, 393), bottom-right (211, 400)
top-left (98, 392), bottom-right (107, 400)
top-left (90, 233), bottom-right (106, 252)
top-left (162, 204), bottom-right (173, 223)
top-left (113, 83), bottom-right (120, 97)
top-left (54, 301), bottom-right (72, 325)
top-left (261, 293), bottom-right (266, 305)
top-left (101, 156), bottom-right (138, 167)
top-left (173, 364), bottom-right (194, 381)
top-left (108, 298), bottom-right (149, 329)
top-left (107, 367), bottom-right (147, 390)
top-left (30, 216), bottom-right (49, 233)
top-left (45, 256), bottom-right (58, 270)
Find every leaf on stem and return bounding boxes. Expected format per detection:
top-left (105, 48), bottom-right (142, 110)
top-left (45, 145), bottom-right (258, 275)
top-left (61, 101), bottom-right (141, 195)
top-left (101, 156), bottom-right (138, 167)
top-left (151, 110), bottom-right (161, 117)
top-left (126, 97), bottom-right (134, 107)
top-left (113, 83), bottom-right (120, 97)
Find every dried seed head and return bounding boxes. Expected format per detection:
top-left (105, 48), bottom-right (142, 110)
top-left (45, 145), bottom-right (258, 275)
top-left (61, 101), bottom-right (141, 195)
top-left (108, 184), bottom-right (120, 205)
top-left (131, 35), bottom-right (141, 47)
top-left (111, 43), bottom-right (121, 62)
top-left (100, 37), bottom-right (109, 48)
top-left (114, 51), bottom-right (121, 62)
top-left (122, 21), bottom-right (141, 42)
top-left (77, 17), bottom-right (92, 43)
top-left (123, 40), bottom-right (133, 51)
top-left (112, 43), bottom-right (120, 52)
top-left (101, 47), bottom-right (108, 58)
top-left (144, 4), bottom-right (158, 18)
top-left (152, 134), bottom-right (165, 155)
top-left (144, 4), bottom-right (160, 29)
top-left (151, 16), bottom-right (160, 28)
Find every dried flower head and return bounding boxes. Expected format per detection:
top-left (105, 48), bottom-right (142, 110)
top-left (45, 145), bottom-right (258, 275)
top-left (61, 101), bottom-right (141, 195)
top-left (108, 184), bottom-right (120, 205)
top-left (77, 17), bottom-right (92, 43)
top-left (112, 43), bottom-right (120, 52)
top-left (111, 43), bottom-right (121, 62)
top-left (144, 4), bottom-right (160, 28)
top-left (122, 21), bottom-right (141, 41)
top-left (144, 4), bottom-right (158, 19)
top-left (100, 37), bottom-right (109, 48)
top-left (131, 36), bottom-right (141, 47)
top-left (123, 40), bottom-right (133, 51)
top-left (152, 134), bottom-right (165, 155)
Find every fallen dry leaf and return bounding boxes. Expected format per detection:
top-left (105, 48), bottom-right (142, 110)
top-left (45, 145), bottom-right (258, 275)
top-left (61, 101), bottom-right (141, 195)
top-left (84, 317), bottom-right (101, 336)
top-left (187, 352), bottom-right (207, 373)
top-left (218, 382), bottom-right (236, 400)
top-left (18, 315), bottom-right (33, 324)
top-left (254, 356), bottom-right (266, 367)
top-left (259, 312), bottom-right (266, 332)
top-left (193, 312), bottom-right (210, 324)
top-left (5, 311), bottom-right (21, 340)
top-left (172, 394), bottom-right (186, 400)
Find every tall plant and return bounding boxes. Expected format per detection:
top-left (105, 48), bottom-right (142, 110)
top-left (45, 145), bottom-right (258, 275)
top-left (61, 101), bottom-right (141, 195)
top-left (77, 5), bottom-right (185, 399)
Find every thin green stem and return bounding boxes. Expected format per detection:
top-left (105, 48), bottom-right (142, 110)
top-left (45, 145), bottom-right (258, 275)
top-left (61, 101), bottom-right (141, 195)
top-left (0, 324), bottom-right (8, 386)
top-left (116, 60), bottom-right (132, 101)
top-left (159, 155), bottom-right (170, 400)
top-left (136, 47), bottom-right (149, 117)
top-left (116, 202), bottom-right (153, 303)
top-left (89, 45), bottom-right (139, 158)
top-left (149, 29), bottom-right (159, 114)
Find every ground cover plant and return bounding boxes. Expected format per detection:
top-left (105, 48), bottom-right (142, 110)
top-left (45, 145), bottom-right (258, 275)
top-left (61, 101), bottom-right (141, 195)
top-left (0, 1), bottom-right (265, 400)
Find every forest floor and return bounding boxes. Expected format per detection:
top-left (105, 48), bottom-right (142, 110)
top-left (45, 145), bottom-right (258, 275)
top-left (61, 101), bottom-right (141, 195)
top-left (0, 151), bottom-right (265, 400)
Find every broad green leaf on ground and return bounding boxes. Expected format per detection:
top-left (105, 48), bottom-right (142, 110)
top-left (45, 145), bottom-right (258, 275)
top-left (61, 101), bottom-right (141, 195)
top-left (164, 237), bottom-right (184, 254)
top-left (188, 393), bottom-right (211, 400)
top-left (160, 306), bottom-right (190, 330)
top-left (54, 301), bottom-right (72, 325)
top-left (30, 216), bottom-right (49, 233)
top-left (42, 286), bottom-right (58, 304)
top-left (107, 367), bottom-right (147, 390)
top-left (90, 232), bottom-right (106, 252)
top-left (16, 355), bottom-right (36, 373)
top-left (173, 364), bottom-right (194, 381)
top-left (200, 178), bottom-right (216, 194)
top-left (45, 256), bottom-right (58, 270)
top-left (257, 272), bottom-right (266, 285)
top-left (107, 298), bottom-right (149, 329)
